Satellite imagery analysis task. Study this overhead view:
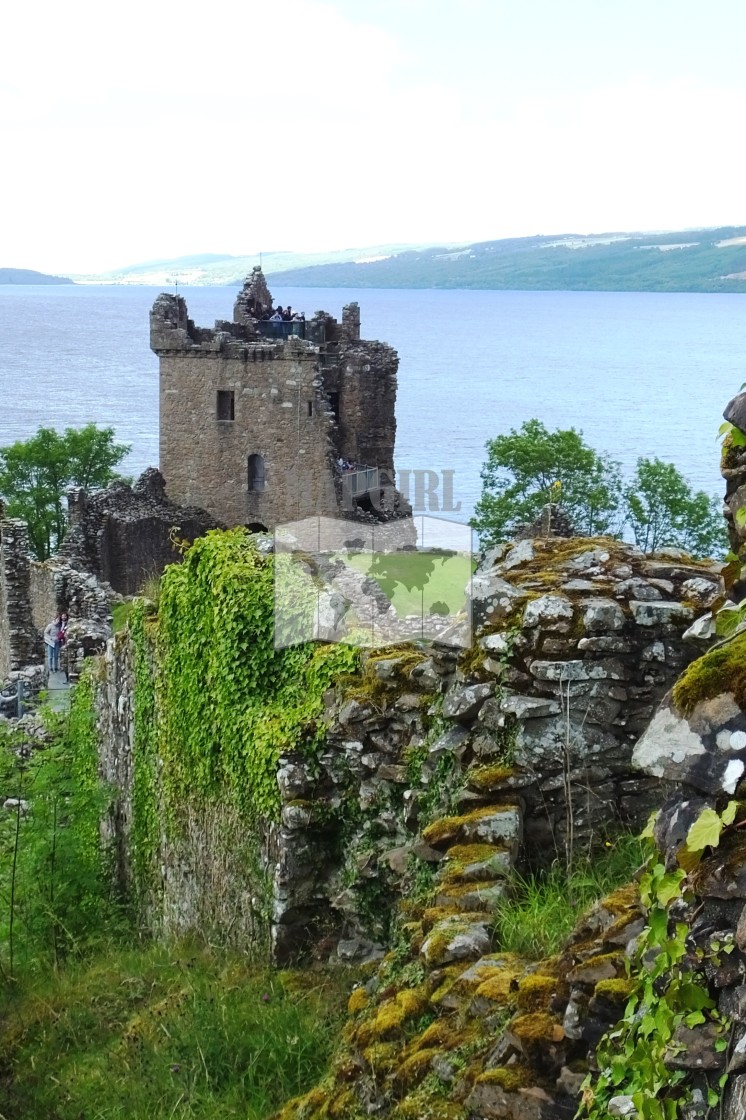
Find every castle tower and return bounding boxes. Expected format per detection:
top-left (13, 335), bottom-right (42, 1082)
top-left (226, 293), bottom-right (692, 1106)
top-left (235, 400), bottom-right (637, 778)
top-left (150, 272), bottom-right (410, 532)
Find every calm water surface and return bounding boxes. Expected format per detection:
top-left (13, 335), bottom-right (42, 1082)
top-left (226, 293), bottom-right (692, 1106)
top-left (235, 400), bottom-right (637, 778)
top-left (0, 284), bottom-right (744, 523)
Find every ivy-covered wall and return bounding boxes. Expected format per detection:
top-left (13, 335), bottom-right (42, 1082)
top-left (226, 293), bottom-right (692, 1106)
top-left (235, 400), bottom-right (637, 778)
top-left (95, 529), bottom-right (359, 956)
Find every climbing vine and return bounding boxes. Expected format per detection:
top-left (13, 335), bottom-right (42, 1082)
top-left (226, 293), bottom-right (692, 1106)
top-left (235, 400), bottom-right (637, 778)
top-left (577, 804), bottom-right (737, 1120)
top-left (0, 670), bottom-right (122, 972)
top-left (130, 529), bottom-right (358, 838)
top-left (129, 601), bottom-right (160, 910)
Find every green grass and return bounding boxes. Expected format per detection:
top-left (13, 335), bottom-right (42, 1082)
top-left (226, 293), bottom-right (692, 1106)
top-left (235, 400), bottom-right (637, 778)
top-left (0, 944), bottom-right (351, 1120)
top-left (344, 549), bottom-right (473, 617)
top-left (112, 601), bottom-right (134, 632)
top-left (492, 834), bottom-right (646, 960)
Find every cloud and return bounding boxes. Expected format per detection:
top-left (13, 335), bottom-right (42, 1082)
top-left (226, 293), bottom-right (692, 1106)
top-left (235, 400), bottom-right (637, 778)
top-left (2, 1), bottom-right (745, 273)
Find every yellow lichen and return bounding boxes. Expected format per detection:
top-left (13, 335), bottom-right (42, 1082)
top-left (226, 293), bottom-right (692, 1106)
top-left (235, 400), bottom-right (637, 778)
top-left (509, 1011), bottom-right (564, 1042)
top-left (422, 905), bottom-right (462, 929)
top-left (357, 988), bottom-right (429, 1046)
top-left (429, 964), bottom-right (471, 1007)
top-left (347, 987), bottom-right (369, 1014)
top-left (451, 955), bottom-right (523, 996)
top-left (423, 804), bottom-right (517, 848)
top-left (516, 974), bottom-right (558, 1012)
top-left (422, 816), bottom-right (465, 847)
top-left (407, 1020), bottom-right (461, 1053)
top-left (473, 968), bottom-right (522, 1006)
top-left (437, 879), bottom-right (503, 901)
top-left (475, 1065), bottom-right (532, 1091)
top-left (393, 1047), bottom-right (442, 1091)
top-left (594, 977), bottom-right (635, 1003)
top-left (362, 1041), bottom-right (401, 1074)
top-left (467, 764), bottom-right (518, 792)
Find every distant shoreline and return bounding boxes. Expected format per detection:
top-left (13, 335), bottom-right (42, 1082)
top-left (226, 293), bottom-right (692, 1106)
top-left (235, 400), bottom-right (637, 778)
top-left (0, 268), bottom-right (74, 285)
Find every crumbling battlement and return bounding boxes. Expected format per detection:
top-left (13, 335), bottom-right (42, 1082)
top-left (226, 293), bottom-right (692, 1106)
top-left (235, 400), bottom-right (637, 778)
top-left (151, 270), bottom-right (408, 530)
top-left (60, 467), bottom-right (222, 596)
top-left (0, 470), bottom-right (221, 682)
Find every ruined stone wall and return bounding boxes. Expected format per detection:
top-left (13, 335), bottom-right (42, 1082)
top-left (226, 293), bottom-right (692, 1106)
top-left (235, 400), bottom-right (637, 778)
top-left (334, 343), bottom-right (399, 474)
top-left (93, 628), bottom-right (273, 949)
top-left (91, 534), bottom-right (720, 966)
top-left (0, 520), bottom-right (40, 674)
top-left (59, 470), bottom-right (222, 596)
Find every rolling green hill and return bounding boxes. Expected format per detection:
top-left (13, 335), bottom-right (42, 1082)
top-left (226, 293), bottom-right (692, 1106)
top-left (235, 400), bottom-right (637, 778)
top-left (265, 226), bottom-right (746, 292)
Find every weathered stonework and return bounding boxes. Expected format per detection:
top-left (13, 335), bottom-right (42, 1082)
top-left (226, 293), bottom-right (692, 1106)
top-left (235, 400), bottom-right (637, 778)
top-left (0, 519), bottom-right (39, 675)
top-left (60, 467), bottom-right (222, 595)
top-left (93, 535), bottom-right (720, 968)
top-left (151, 272), bottom-right (410, 530)
top-left (0, 470), bottom-right (222, 686)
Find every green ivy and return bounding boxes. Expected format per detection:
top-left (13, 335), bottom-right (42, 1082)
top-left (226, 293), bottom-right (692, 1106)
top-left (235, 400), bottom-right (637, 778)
top-left (129, 602), bottom-right (160, 911)
top-left (0, 671), bottom-right (124, 973)
top-left (154, 530), bottom-right (358, 823)
top-left (577, 805), bottom-right (735, 1120)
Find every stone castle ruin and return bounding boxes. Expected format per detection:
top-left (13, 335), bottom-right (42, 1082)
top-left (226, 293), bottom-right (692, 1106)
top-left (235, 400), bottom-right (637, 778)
top-left (0, 272), bottom-right (412, 683)
top-left (151, 267), bottom-right (411, 531)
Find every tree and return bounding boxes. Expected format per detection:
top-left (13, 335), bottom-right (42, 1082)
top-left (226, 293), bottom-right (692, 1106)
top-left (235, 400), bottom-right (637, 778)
top-left (0, 425), bottom-right (131, 560)
top-left (624, 457), bottom-right (726, 558)
top-left (471, 420), bottom-right (624, 547)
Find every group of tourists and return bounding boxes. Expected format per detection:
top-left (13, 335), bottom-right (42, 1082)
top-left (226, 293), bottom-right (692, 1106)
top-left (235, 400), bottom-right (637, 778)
top-left (266, 305), bottom-right (306, 324)
top-left (43, 613), bottom-right (69, 674)
top-left (337, 457), bottom-right (363, 472)
top-left (244, 296), bottom-right (306, 324)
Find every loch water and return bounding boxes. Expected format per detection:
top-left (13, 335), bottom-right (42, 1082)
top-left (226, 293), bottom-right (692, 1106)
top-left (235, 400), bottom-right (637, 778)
top-left (0, 283), bottom-right (744, 524)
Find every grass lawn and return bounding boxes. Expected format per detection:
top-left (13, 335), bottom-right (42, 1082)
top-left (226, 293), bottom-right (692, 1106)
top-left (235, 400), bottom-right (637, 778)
top-left (344, 548), bottom-right (473, 617)
top-left (0, 944), bottom-right (351, 1120)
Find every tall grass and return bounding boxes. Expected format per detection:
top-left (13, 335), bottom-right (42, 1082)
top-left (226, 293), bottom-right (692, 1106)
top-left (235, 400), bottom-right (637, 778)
top-left (492, 833), bottom-right (646, 960)
top-left (0, 944), bottom-right (350, 1120)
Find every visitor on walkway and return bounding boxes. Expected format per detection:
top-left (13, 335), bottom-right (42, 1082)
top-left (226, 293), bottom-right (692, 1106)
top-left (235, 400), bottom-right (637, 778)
top-left (59, 613), bottom-right (69, 678)
top-left (43, 616), bottom-right (62, 673)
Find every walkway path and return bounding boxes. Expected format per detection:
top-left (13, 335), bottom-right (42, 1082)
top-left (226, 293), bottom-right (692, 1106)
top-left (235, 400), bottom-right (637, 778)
top-left (46, 670), bottom-right (71, 713)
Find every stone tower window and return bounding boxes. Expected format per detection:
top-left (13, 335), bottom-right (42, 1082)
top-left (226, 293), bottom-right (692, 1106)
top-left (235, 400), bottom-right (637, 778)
top-left (329, 392), bottom-right (340, 423)
top-left (217, 390), bottom-right (235, 421)
top-left (248, 454), bottom-right (266, 492)
top-left (307, 400), bottom-right (313, 417)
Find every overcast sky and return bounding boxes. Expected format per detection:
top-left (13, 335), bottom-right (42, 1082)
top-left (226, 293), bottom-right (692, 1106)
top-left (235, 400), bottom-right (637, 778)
top-left (3, 0), bottom-right (746, 274)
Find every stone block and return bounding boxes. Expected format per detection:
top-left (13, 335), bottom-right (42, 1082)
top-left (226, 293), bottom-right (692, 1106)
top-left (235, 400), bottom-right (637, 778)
top-left (629, 601), bottom-right (695, 628)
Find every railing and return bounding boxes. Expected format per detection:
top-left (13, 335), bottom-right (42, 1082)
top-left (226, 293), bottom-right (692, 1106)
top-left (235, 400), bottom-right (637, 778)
top-left (254, 320), bottom-right (327, 345)
top-left (342, 467), bottom-right (380, 499)
top-left (256, 320), bottom-right (306, 340)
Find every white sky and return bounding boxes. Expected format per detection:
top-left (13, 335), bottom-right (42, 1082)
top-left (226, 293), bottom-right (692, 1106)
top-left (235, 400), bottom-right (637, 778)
top-left (3, 0), bottom-right (746, 274)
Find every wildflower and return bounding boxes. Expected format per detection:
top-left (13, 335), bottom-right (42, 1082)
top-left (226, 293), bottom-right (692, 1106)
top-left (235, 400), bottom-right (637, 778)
top-left (261, 993), bottom-right (271, 1003)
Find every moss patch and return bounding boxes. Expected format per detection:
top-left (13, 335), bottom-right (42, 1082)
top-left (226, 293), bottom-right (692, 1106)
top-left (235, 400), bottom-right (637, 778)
top-left (393, 1047), bottom-right (442, 1091)
top-left (672, 631), bottom-right (746, 716)
top-left (347, 988), bottom-right (369, 1015)
top-left (356, 989), bottom-right (429, 1046)
top-left (439, 843), bottom-right (509, 883)
top-left (423, 804), bottom-right (517, 848)
top-left (467, 764), bottom-right (519, 792)
top-left (516, 974), bottom-right (559, 1012)
top-left (509, 1011), bottom-right (564, 1043)
top-left (473, 968), bottom-right (522, 1007)
top-left (362, 1040), bottom-right (401, 1074)
top-left (475, 1065), bottom-right (532, 1090)
top-left (593, 977), bottom-right (634, 1004)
